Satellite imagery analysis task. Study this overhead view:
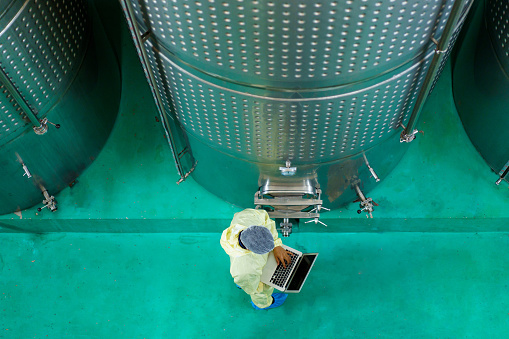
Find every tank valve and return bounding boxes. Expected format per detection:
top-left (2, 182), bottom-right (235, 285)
top-left (400, 129), bottom-right (419, 143)
top-left (279, 160), bottom-right (297, 176)
top-left (353, 184), bottom-right (378, 218)
top-left (33, 118), bottom-right (60, 135)
top-left (37, 189), bottom-right (57, 212)
top-left (355, 197), bottom-right (378, 218)
top-left (280, 218), bottom-right (293, 237)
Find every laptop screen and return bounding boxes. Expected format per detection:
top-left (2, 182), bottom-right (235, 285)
top-left (286, 254), bottom-right (317, 291)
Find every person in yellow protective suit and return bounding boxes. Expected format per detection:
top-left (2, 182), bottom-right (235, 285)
top-left (220, 208), bottom-right (293, 310)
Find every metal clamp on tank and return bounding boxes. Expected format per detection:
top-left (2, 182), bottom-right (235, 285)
top-left (279, 218), bottom-right (293, 238)
top-left (431, 37), bottom-right (449, 55)
top-left (399, 123), bottom-right (420, 143)
top-left (33, 118), bottom-right (61, 135)
top-left (254, 179), bottom-right (329, 236)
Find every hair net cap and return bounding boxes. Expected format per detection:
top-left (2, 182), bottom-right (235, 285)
top-left (240, 226), bottom-right (275, 254)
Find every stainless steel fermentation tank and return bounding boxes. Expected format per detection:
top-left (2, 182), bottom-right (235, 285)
top-left (0, 0), bottom-right (120, 214)
top-left (453, 0), bottom-right (509, 185)
top-left (122, 0), bottom-right (471, 222)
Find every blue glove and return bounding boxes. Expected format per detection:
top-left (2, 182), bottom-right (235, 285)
top-left (251, 293), bottom-right (288, 310)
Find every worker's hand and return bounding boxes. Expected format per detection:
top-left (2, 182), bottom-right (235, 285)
top-left (273, 246), bottom-right (293, 268)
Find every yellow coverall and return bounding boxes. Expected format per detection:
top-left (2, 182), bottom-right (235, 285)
top-left (220, 208), bottom-right (283, 308)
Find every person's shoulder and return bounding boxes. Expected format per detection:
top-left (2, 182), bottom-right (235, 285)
top-left (237, 208), bottom-right (261, 215)
top-left (242, 208), bottom-right (268, 218)
top-left (231, 208), bottom-right (265, 225)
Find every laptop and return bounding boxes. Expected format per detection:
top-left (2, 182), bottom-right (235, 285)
top-left (261, 244), bottom-right (318, 293)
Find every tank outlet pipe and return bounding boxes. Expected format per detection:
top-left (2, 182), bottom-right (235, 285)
top-left (496, 162), bottom-right (509, 185)
top-left (401, 0), bottom-right (470, 142)
top-left (120, 0), bottom-right (190, 183)
top-left (0, 66), bottom-right (42, 129)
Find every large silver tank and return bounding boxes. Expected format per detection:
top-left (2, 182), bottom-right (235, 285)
top-left (0, 0), bottom-right (120, 214)
top-left (124, 0), bottom-right (471, 215)
top-left (453, 0), bottom-right (509, 184)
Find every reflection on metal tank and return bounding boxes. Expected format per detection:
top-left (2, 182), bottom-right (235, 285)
top-left (0, 0), bottom-right (121, 214)
top-left (122, 0), bottom-right (471, 221)
top-left (453, 0), bottom-right (509, 185)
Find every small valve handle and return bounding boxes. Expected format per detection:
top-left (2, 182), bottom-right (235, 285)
top-left (47, 121), bottom-right (60, 129)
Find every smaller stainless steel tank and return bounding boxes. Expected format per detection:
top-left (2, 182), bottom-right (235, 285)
top-left (453, 0), bottom-right (509, 184)
top-left (0, 0), bottom-right (121, 214)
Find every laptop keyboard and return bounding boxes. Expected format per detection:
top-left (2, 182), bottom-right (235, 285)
top-left (270, 249), bottom-right (300, 288)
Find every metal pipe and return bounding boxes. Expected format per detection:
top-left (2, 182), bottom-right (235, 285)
top-left (353, 184), bottom-right (366, 202)
top-left (119, 0), bottom-right (187, 181)
top-left (0, 66), bottom-right (41, 128)
top-left (402, 0), bottom-right (469, 142)
top-left (496, 165), bottom-right (509, 185)
top-left (363, 153), bottom-right (380, 182)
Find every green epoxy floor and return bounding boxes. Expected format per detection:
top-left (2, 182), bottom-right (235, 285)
top-left (2, 232), bottom-right (509, 338)
top-left (2, 1), bottom-right (509, 337)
